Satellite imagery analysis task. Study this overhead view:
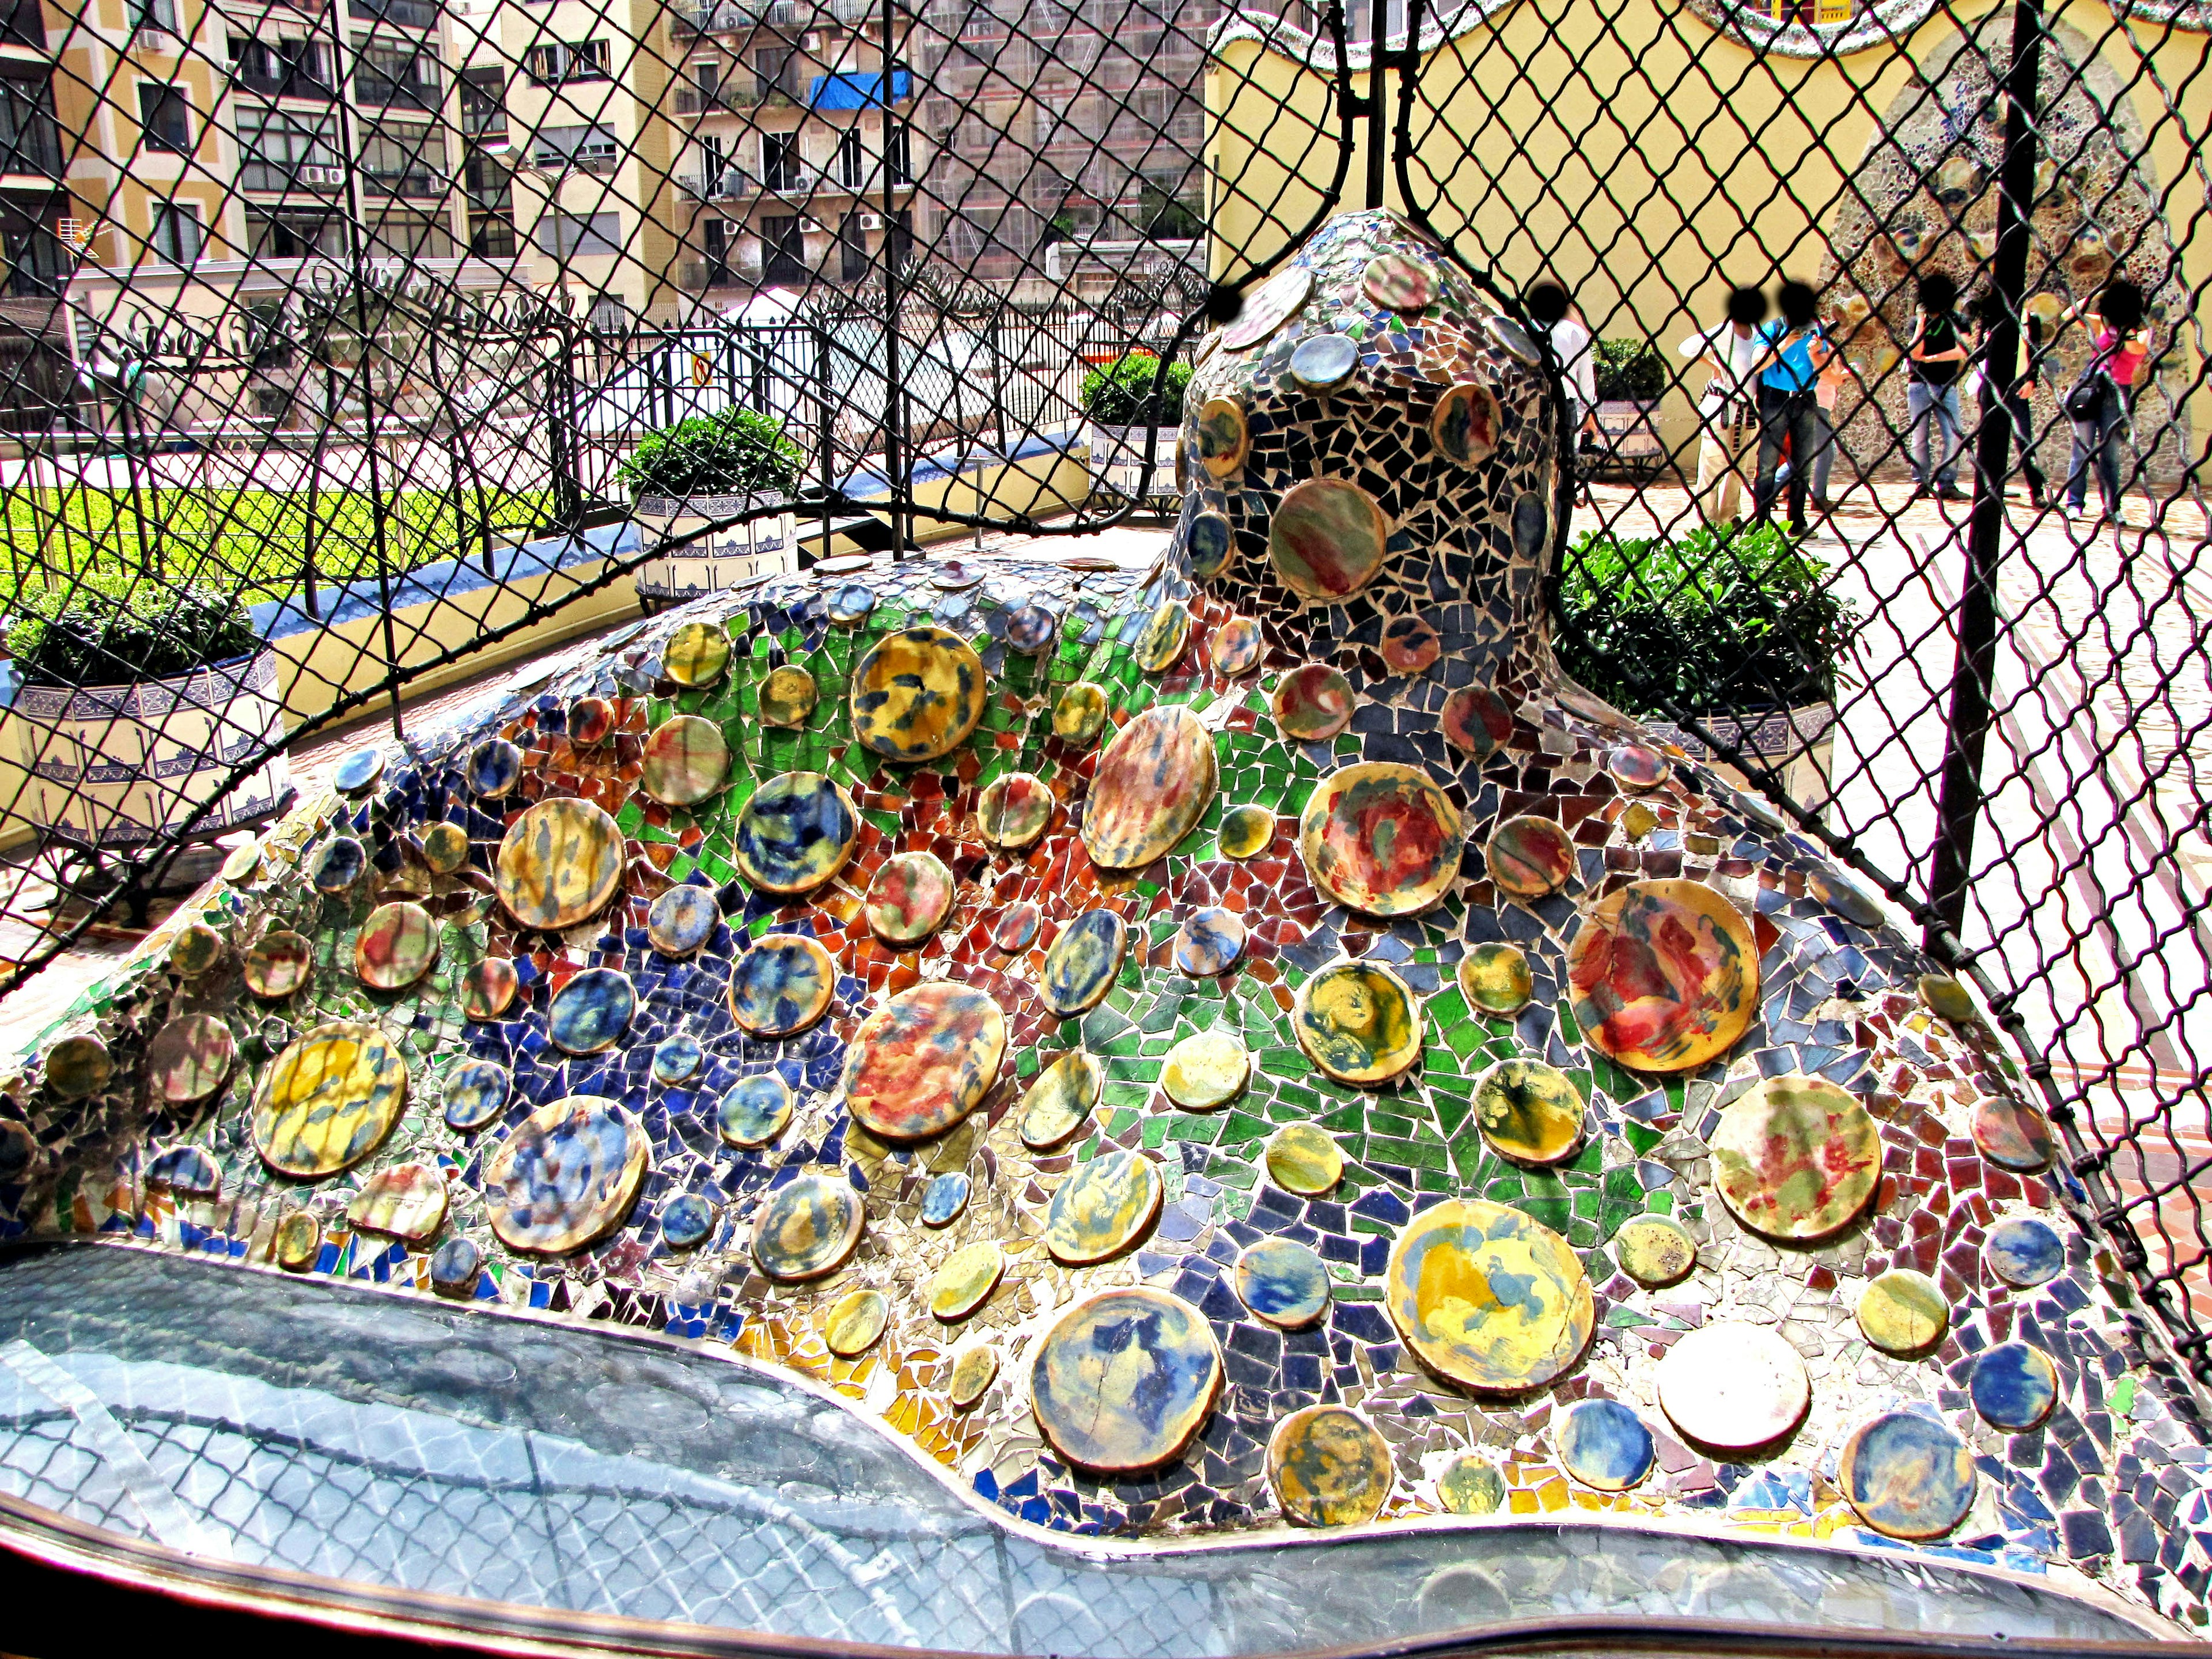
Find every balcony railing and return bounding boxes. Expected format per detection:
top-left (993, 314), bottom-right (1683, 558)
top-left (679, 256), bottom-right (755, 288)
top-left (675, 166), bottom-right (755, 199)
top-left (672, 81), bottom-right (766, 115)
top-left (346, 0), bottom-right (438, 29)
top-left (669, 0), bottom-right (800, 33)
top-left (232, 66), bottom-right (334, 100)
top-left (240, 158), bottom-right (344, 193)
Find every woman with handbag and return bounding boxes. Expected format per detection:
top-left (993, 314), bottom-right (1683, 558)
top-left (2060, 281), bottom-right (2149, 526)
top-left (1679, 286), bottom-right (1770, 527)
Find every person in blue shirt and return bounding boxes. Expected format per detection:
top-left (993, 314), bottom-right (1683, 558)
top-left (1751, 279), bottom-right (1831, 535)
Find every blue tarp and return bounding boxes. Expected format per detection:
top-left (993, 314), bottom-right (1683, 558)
top-left (806, 69), bottom-right (910, 109)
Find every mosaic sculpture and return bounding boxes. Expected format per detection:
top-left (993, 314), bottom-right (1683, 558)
top-left (9, 209), bottom-right (2212, 1633)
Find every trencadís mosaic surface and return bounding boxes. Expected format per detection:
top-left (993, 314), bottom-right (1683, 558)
top-left (3, 210), bottom-right (2207, 1640)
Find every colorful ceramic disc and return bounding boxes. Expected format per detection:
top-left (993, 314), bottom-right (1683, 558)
top-left (1269, 1405), bottom-right (1393, 1527)
top-left (1272, 663), bottom-right (1355, 742)
top-left (1363, 253), bottom-right (1434, 312)
top-left (992, 902), bottom-right (1041, 953)
top-left (1294, 961), bottom-right (1422, 1085)
top-left (1054, 682), bottom-right (1111, 746)
top-left (817, 552), bottom-right (874, 574)
top-left (759, 664), bottom-right (818, 729)
top-left (1044, 1147), bottom-right (1162, 1264)
top-left (468, 737), bottom-right (524, 797)
top-left (1289, 332), bottom-right (1359, 389)
top-left (42, 1034), bottom-right (111, 1100)
top-left (420, 821), bottom-right (471, 875)
top-left (146, 1146), bottom-right (217, 1195)
top-left (484, 1096), bottom-right (647, 1255)
top-left (461, 958), bottom-right (519, 1021)
top-left (1567, 878), bottom-right (1760, 1072)
top-left (1005, 603), bottom-right (1056, 654)
top-left (1299, 762), bottom-right (1464, 918)
top-left (1458, 942), bottom-right (1533, 1014)
top-left (930, 560), bottom-right (983, 591)
top-left (1219, 805), bottom-right (1275, 859)
top-left (1986, 1217), bottom-right (2065, 1288)
top-left (1161, 1029), bottom-right (1249, 1111)
top-left (1971, 1343), bottom-right (2058, 1431)
top-left (568, 697), bottom-right (616, 747)
top-left (750, 1172), bottom-right (865, 1282)
top-left (349, 1162), bottom-right (447, 1241)
top-left (1839, 1412), bottom-right (1978, 1540)
top-left (1041, 908), bottom-right (1130, 1016)
top-left (1656, 1323), bottom-right (1810, 1450)
top-left (1235, 1237), bottom-right (1331, 1328)
top-left (1608, 744), bottom-right (1671, 791)
top-left (146, 1013), bottom-right (234, 1106)
top-left (648, 884), bottom-right (722, 956)
top-left (866, 851), bottom-right (956, 945)
top-left (243, 930), bottom-right (312, 999)
top-left (1187, 512), bottom-right (1234, 580)
top-left (274, 1211), bottom-right (321, 1271)
top-left (1030, 1288), bottom-right (1220, 1473)
top-left (1267, 1122), bottom-right (1342, 1194)
top-left (1486, 313), bottom-right (1542, 365)
top-left (169, 922), bottom-right (223, 978)
top-left (1441, 685), bottom-right (1515, 758)
top-left (978, 771), bottom-right (1055, 851)
top-left (948, 1344), bottom-right (998, 1408)
top-left (664, 620), bottom-right (732, 687)
top-left (1484, 816), bottom-right (1576, 900)
top-left (641, 715), bottom-right (730, 807)
top-left (1135, 600), bottom-right (1192, 673)
top-left (497, 797), bottom-right (624, 931)
top-left (733, 771), bottom-right (860, 895)
top-left (1211, 615), bottom-right (1263, 676)
top-left (1380, 614), bottom-right (1441, 674)
top-left (1558, 1399), bottom-right (1654, 1491)
top-left (1919, 973), bottom-right (1977, 1023)
top-left (1437, 1457), bottom-right (1506, 1516)
top-left (1270, 478), bottom-right (1389, 601)
top-left (1430, 381), bottom-right (1500, 467)
top-left (1221, 266), bottom-right (1313, 351)
top-left (651, 1035), bottom-right (704, 1085)
top-left (1613, 1214), bottom-right (1698, 1287)
top-left (1857, 1268), bottom-right (1950, 1354)
top-left (547, 967), bottom-right (636, 1055)
top-left (929, 1241), bottom-right (1004, 1321)
top-left (1473, 1058), bottom-right (1584, 1164)
top-left (444, 1059), bottom-right (510, 1131)
top-left (355, 901), bottom-right (440, 992)
top-left (253, 1020), bottom-right (408, 1177)
top-left (313, 836), bottom-right (367, 893)
top-left (1512, 493), bottom-right (1549, 559)
top-left (430, 1235), bottom-right (480, 1293)
top-left (1197, 398), bottom-right (1249, 478)
top-left (842, 982), bottom-right (1007, 1141)
top-left (728, 933), bottom-right (837, 1037)
top-left (1173, 907), bottom-right (1247, 976)
top-left (1018, 1050), bottom-right (1103, 1149)
top-left (333, 748), bottom-right (384, 793)
top-left (718, 1073), bottom-right (792, 1147)
top-left (1385, 1197), bottom-right (1593, 1392)
top-left (826, 1287), bottom-right (889, 1354)
top-left (922, 1171), bottom-right (971, 1226)
top-left (827, 582), bottom-right (876, 626)
top-left (1973, 1097), bottom-right (2056, 1171)
top-left (851, 624), bottom-right (987, 762)
top-left (1711, 1073), bottom-right (1881, 1242)
top-left (662, 1193), bottom-right (718, 1250)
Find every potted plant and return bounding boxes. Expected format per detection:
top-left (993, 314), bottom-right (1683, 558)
top-left (1590, 338), bottom-right (1668, 480)
top-left (9, 574), bottom-right (292, 851)
top-left (1080, 351), bottom-right (1192, 513)
top-left (1556, 524), bottom-right (1859, 812)
top-left (619, 406), bottom-right (806, 609)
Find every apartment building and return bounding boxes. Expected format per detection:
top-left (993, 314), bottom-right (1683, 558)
top-left (1, 0), bottom-right (69, 426)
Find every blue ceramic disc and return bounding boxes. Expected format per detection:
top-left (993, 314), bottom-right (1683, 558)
top-left (334, 749), bottom-right (385, 794)
top-left (1173, 907), bottom-right (1247, 977)
top-left (827, 582), bottom-right (877, 626)
top-left (313, 836), bottom-right (366, 894)
top-left (733, 772), bottom-right (860, 895)
top-left (430, 1236), bottom-right (482, 1296)
top-left (652, 1035), bottom-right (704, 1085)
top-left (547, 968), bottom-right (637, 1055)
top-left (662, 1192), bottom-right (718, 1249)
top-left (1233, 1236), bottom-right (1330, 1328)
top-left (1486, 313), bottom-right (1542, 365)
top-left (1188, 512), bottom-right (1233, 581)
top-left (728, 933), bottom-right (836, 1037)
top-left (468, 737), bottom-right (524, 797)
top-left (1838, 1411), bottom-right (1978, 1539)
top-left (751, 1172), bottom-right (865, 1282)
top-left (718, 1073), bottom-right (793, 1148)
top-left (1970, 1343), bottom-right (2058, 1432)
top-left (483, 1096), bottom-right (649, 1256)
top-left (1512, 492), bottom-right (1548, 560)
top-left (1289, 332), bottom-right (1360, 389)
top-left (146, 1145), bottom-right (219, 1196)
top-left (1041, 909), bottom-right (1129, 1016)
top-left (1557, 1398), bottom-right (1655, 1491)
top-left (444, 1059), bottom-right (511, 1131)
top-left (922, 1171), bottom-right (971, 1227)
top-left (1984, 1216), bottom-right (2065, 1289)
top-left (1006, 603), bottom-right (1057, 654)
top-left (648, 884), bottom-right (722, 956)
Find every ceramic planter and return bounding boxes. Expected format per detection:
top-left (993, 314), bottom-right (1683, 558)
top-left (14, 649), bottom-right (291, 846)
top-left (1592, 399), bottom-right (1665, 475)
top-left (1084, 422), bottom-right (1180, 510)
top-left (1645, 700), bottom-right (1838, 815)
top-left (632, 494), bottom-right (799, 607)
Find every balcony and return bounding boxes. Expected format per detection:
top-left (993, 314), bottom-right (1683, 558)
top-left (679, 256), bottom-right (755, 288)
top-left (231, 66), bottom-right (334, 100)
top-left (669, 0), bottom-right (799, 35)
top-left (675, 165), bottom-right (755, 200)
top-left (672, 81), bottom-right (765, 116)
top-left (346, 0), bottom-right (438, 29)
top-left (240, 158), bottom-right (344, 194)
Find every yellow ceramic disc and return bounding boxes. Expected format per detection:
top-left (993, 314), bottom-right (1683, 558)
top-left (1017, 1050), bottom-right (1104, 1149)
top-left (825, 1287), bottom-right (890, 1356)
top-left (1161, 1029), bottom-right (1249, 1111)
top-left (1267, 1122), bottom-right (1343, 1194)
top-left (1566, 878), bottom-right (1759, 1073)
top-left (664, 620), bottom-right (733, 687)
top-left (760, 663), bottom-right (819, 728)
top-left (948, 1344), bottom-right (998, 1408)
top-left (1458, 943), bottom-right (1533, 1015)
top-left (420, 821), bottom-right (471, 876)
top-left (1613, 1214), bottom-right (1698, 1287)
top-left (1054, 681), bottom-right (1111, 746)
top-left (1711, 1073), bottom-right (1881, 1243)
top-left (253, 1019), bottom-right (410, 1178)
top-left (850, 624), bottom-right (987, 762)
top-left (928, 1240), bottom-right (1005, 1321)
top-left (1043, 1148), bottom-right (1162, 1265)
top-left (354, 901), bottom-right (440, 993)
top-left (1857, 1268), bottom-right (1951, 1354)
top-left (272, 1210), bottom-right (321, 1271)
top-left (1218, 805), bottom-right (1275, 859)
top-left (749, 1171), bottom-right (866, 1282)
top-left (1472, 1058), bottom-right (1584, 1165)
top-left (1268, 1405), bottom-right (1394, 1527)
top-left (1293, 961), bottom-right (1423, 1085)
top-left (497, 796), bottom-right (625, 931)
top-left (1135, 600), bottom-right (1192, 673)
top-left (1385, 1196), bottom-right (1593, 1393)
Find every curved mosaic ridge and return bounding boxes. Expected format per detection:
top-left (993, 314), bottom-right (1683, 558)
top-left (6, 209), bottom-right (2211, 1633)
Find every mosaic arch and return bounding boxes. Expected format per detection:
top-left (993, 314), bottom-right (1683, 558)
top-left (1815, 9), bottom-right (2194, 487)
top-left (7, 208), bottom-right (2212, 1634)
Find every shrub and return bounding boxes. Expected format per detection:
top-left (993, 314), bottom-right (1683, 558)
top-left (1080, 352), bottom-right (1194, 426)
top-left (616, 407), bottom-right (805, 500)
top-left (7, 573), bottom-right (262, 687)
top-left (1556, 522), bottom-right (1859, 719)
top-left (1593, 338), bottom-right (1667, 403)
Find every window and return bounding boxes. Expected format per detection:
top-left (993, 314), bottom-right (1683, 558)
top-left (524, 40), bottom-right (608, 85)
top-left (761, 212), bottom-right (804, 283)
top-left (230, 37), bottom-right (328, 99)
top-left (760, 130), bottom-right (799, 191)
top-left (885, 117), bottom-right (908, 183)
top-left (357, 43), bottom-right (441, 109)
top-left (236, 107), bottom-right (340, 192)
top-left (464, 147), bottom-right (512, 209)
top-left (467, 212), bottom-right (516, 256)
top-left (137, 82), bottom-right (190, 153)
top-left (128, 0), bottom-right (177, 34)
top-left (694, 132), bottom-right (732, 194)
top-left (1, 74), bottom-right (61, 178)
top-left (836, 126), bottom-right (863, 187)
top-left (838, 213), bottom-right (866, 280)
top-left (150, 202), bottom-right (200, 263)
top-left (359, 120), bottom-right (445, 195)
top-left (245, 209), bottom-right (340, 258)
top-left (752, 44), bottom-right (793, 99)
top-left (703, 215), bottom-right (734, 275)
top-left (533, 209), bottom-right (620, 257)
top-left (459, 66), bottom-right (505, 138)
top-left (532, 123), bottom-right (616, 174)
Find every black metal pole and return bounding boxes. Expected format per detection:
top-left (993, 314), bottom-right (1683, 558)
top-left (1925, 0), bottom-right (2044, 954)
top-left (879, 0), bottom-right (906, 558)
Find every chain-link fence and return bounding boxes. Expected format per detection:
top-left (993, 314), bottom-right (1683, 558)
top-left (1, 0), bottom-right (2211, 1391)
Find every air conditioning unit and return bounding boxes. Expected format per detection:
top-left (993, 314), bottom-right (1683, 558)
top-left (801, 30), bottom-right (822, 50)
top-left (858, 211), bottom-right (882, 230)
top-left (298, 164), bottom-right (343, 186)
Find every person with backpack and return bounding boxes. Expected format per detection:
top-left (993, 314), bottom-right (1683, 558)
top-left (2059, 280), bottom-right (2150, 527)
top-left (1905, 272), bottom-right (1970, 503)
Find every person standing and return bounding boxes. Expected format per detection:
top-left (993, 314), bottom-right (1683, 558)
top-left (2059, 280), bottom-right (2150, 527)
top-left (1752, 279), bottom-right (1830, 535)
top-left (1906, 271), bottom-right (1969, 502)
top-left (1528, 281), bottom-right (1598, 486)
top-left (1806, 329), bottom-right (1851, 512)
top-left (1680, 285), bottom-right (1768, 527)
